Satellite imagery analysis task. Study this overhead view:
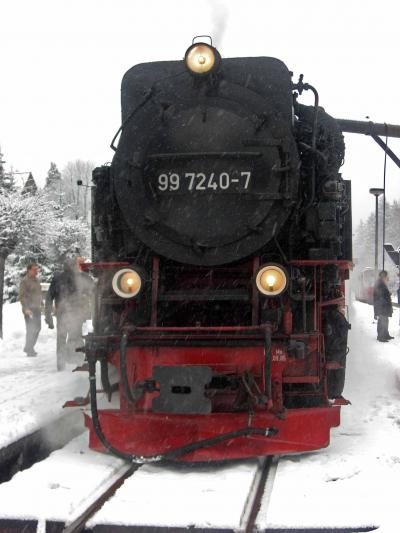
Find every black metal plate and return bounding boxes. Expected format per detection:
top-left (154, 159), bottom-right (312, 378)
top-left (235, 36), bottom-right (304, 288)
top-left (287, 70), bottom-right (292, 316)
top-left (152, 365), bottom-right (212, 414)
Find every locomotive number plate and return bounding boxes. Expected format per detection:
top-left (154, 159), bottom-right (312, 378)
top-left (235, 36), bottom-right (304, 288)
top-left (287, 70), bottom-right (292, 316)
top-left (156, 171), bottom-right (252, 192)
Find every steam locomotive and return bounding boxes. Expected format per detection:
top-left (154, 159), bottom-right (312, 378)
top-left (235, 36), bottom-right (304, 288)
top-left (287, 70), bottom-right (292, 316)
top-left (82, 39), bottom-right (352, 462)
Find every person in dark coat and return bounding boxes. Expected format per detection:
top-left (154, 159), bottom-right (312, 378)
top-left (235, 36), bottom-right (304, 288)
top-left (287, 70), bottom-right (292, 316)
top-left (19, 263), bottom-right (42, 356)
top-left (373, 270), bottom-right (393, 342)
top-left (45, 257), bottom-right (94, 370)
top-left (397, 275), bottom-right (400, 326)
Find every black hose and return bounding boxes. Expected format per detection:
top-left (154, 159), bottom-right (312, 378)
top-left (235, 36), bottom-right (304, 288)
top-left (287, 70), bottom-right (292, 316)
top-left (100, 359), bottom-right (112, 401)
top-left (110, 70), bottom-right (187, 152)
top-left (301, 278), bottom-right (307, 333)
top-left (305, 84), bottom-right (319, 152)
top-left (119, 331), bottom-right (136, 404)
top-left (272, 222), bottom-right (289, 264)
top-left (297, 83), bottom-right (319, 212)
top-left (264, 328), bottom-right (272, 403)
top-left (101, 368), bottom-right (119, 402)
top-left (110, 90), bottom-right (153, 151)
top-left (88, 359), bottom-right (278, 464)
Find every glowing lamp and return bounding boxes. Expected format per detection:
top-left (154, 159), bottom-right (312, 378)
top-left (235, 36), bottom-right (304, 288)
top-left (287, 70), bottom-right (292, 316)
top-left (256, 264), bottom-right (288, 296)
top-left (185, 43), bottom-right (220, 76)
top-left (112, 268), bottom-right (142, 298)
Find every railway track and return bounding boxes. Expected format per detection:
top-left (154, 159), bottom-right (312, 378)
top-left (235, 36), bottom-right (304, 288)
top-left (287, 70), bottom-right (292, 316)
top-left (64, 453), bottom-right (375, 533)
top-left (60, 456), bottom-right (277, 533)
top-left (239, 456), bottom-right (276, 533)
top-left (62, 463), bottom-right (138, 533)
top-left (0, 438), bottom-right (275, 533)
top-left (0, 439), bottom-right (381, 532)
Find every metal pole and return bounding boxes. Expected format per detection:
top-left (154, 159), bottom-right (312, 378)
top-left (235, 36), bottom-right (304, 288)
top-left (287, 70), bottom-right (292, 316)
top-left (370, 188), bottom-right (384, 277)
top-left (336, 119), bottom-right (400, 138)
top-left (382, 133), bottom-right (388, 270)
top-left (375, 194), bottom-right (379, 275)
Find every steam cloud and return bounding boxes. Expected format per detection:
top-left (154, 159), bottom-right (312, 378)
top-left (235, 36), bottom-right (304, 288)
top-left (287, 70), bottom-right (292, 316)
top-left (208, 0), bottom-right (229, 48)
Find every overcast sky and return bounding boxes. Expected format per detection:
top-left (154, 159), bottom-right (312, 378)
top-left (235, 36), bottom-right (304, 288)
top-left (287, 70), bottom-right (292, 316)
top-left (1, 0), bottom-right (400, 227)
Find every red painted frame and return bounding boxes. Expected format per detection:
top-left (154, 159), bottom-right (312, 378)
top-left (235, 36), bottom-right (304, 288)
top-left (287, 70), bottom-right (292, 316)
top-left (82, 258), bottom-right (350, 461)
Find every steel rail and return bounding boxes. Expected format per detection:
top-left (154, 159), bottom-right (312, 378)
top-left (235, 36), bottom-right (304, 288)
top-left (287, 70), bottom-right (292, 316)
top-left (59, 457), bottom-right (274, 533)
top-left (239, 456), bottom-right (277, 533)
top-left (62, 456), bottom-right (277, 533)
top-left (61, 464), bottom-right (138, 533)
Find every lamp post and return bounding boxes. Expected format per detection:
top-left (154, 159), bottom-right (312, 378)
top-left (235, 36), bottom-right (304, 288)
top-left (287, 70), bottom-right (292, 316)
top-left (369, 188), bottom-right (384, 276)
top-left (77, 180), bottom-right (93, 222)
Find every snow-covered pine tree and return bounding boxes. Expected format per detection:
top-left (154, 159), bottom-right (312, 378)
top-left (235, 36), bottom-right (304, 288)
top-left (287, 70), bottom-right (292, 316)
top-left (0, 148), bottom-right (15, 191)
top-left (46, 162), bottom-right (61, 187)
top-left (45, 162), bottom-right (62, 205)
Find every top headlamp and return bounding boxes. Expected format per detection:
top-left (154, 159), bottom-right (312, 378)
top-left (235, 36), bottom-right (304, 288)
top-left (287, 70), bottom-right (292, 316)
top-left (185, 42), bottom-right (220, 76)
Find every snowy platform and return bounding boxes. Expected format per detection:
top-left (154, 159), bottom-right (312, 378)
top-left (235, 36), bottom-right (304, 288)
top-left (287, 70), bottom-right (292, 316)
top-left (0, 303), bottom-right (88, 450)
top-left (0, 432), bottom-right (128, 530)
top-left (257, 301), bottom-right (400, 533)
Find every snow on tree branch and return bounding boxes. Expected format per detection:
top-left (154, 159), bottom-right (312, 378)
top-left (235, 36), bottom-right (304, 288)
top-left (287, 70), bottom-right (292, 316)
top-left (0, 190), bottom-right (57, 258)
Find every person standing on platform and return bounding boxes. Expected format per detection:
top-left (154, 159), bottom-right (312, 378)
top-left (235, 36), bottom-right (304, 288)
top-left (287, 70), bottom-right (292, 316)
top-left (373, 270), bottom-right (394, 342)
top-left (45, 256), bottom-right (93, 370)
top-left (19, 263), bottom-right (42, 357)
top-left (397, 273), bottom-right (400, 326)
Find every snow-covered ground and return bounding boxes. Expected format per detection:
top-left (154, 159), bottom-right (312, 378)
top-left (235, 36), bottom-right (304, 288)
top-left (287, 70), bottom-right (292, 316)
top-left (0, 300), bottom-right (399, 531)
top-left (257, 300), bottom-right (400, 532)
top-left (0, 432), bottom-right (128, 525)
top-left (0, 303), bottom-right (88, 449)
